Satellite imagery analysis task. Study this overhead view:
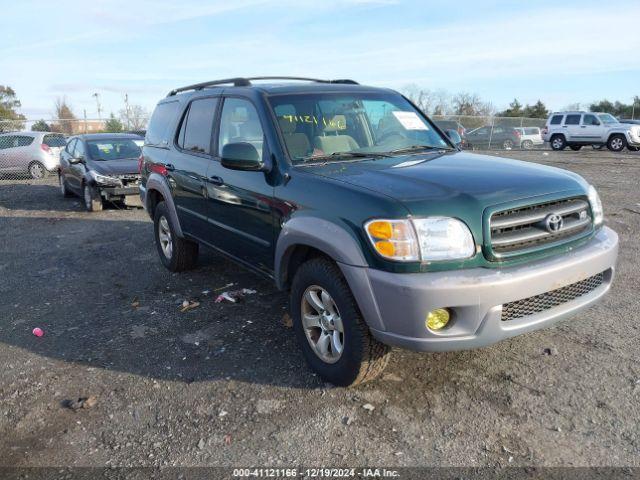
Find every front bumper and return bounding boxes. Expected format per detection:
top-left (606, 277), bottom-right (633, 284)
top-left (98, 185), bottom-right (140, 200)
top-left (341, 226), bottom-right (618, 352)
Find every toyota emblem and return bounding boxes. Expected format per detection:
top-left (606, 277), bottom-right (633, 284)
top-left (545, 213), bottom-right (563, 233)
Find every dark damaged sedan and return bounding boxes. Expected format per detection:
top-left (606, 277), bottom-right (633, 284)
top-left (59, 133), bottom-right (143, 211)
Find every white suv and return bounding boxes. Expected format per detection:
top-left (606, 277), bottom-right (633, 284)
top-left (542, 111), bottom-right (640, 152)
top-left (514, 127), bottom-right (544, 149)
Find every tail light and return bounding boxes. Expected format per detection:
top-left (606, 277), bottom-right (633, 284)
top-left (40, 143), bottom-right (50, 152)
top-left (514, 130), bottom-right (521, 137)
top-left (542, 127), bottom-right (548, 135)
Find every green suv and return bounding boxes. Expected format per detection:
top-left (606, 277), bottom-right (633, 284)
top-left (140, 77), bottom-right (618, 386)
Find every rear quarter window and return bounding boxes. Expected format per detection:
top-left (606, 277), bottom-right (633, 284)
top-left (550, 115), bottom-right (563, 125)
top-left (146, 101), bottom-right (180, 147)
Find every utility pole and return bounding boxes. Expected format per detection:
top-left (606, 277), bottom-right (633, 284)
top-left (123, 93), bottom-right (131, 130)
top-left (92, 93), bottom-right (102, 121)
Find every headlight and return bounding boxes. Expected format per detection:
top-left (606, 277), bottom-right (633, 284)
top-left (588, 185), bottom-right (603, 226)
top-left (89, 170), bottom-right (121, 186)
top-left (365, 217), bottom-right (475, 262)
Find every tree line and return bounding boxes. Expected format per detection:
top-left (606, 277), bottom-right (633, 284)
top-left (0, 85), bottom-right (148, 133)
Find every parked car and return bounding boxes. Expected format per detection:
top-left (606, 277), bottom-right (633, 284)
top-left (542, 111), bottom-right (640, 152)
top-left (433, 119), bottom-right (467, 147)
top-left (140, 77), bottom-right (618, 386)
top-left (465, 125), bottom-right (521, 150)
top-left (514, 127), bottom-right (544, 149)
top-left (618, 118), bottom-right (640, 125)
top-left (0, 131), bottom-right (66, 178)
top-left (59, 133), bottom-right (143, 211)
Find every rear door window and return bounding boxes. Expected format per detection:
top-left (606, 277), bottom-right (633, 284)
top-left (550, 115), bottom-right (563, 125)
top-left (16, 136), bottom-right (35, 147)
top-left (177, 97), bottom-right (218, 155)
top-left (146, 101), bottom-right (180, 147)
top-left (564, 115), bottom-right (581, 125)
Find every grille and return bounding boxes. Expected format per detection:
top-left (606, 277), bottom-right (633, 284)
top-left (490, 198), bottom-right (592, 255)
top-left (116, 174), bottom-right (140, 186)
top-left (501, 272), bottom-right (605, 322)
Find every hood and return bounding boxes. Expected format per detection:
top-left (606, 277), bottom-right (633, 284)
top-left (301, 151), bottom-right (588, 216)
top-left (89, 158), bottom-right (139, 176)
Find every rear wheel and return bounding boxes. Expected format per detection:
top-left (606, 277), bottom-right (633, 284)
top-left (290, 257), bottom-right (391, 386)
top-left (607, 134), bottom-right (627, 152)
top-left (83, 184), bottom-right (103, 212)
top-left (28, 161), bottom-right (46, 179)
top-left (153, 201), bottom-right (199, 272)
top-left (570, 145), bottom-right (582, 151)
top-left (521, 140), bottom-right (534, 150)
top-left (550, 135), bottom-right (566, 151)
top-left (502, 139), bottom-right (514, 150)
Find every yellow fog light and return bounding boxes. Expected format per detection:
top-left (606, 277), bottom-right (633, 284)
top-left (426, 308), bottom-right (450, 331)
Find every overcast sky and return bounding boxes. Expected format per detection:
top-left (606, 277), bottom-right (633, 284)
top-left (2, 0), bottom-right (639, 119)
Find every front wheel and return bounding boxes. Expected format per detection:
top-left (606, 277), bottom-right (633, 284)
top-left (290, 257), bottom-right (391, 386)
top-left (83, 184), bottom-right (103, 212)
top-left (607, 134), bottom-right (627, 152)
top-left (153, 201), bottom-right (199, 272)
top-left (521, 140), bottom-right (534, 150)
top-left (502, 139), bottom-right (514, 150)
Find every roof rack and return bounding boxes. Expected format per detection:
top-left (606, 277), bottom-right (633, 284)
top-left (167, 76), bottom-right (359, 96)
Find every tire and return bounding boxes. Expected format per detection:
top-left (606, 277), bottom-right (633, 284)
top-left (569, 145), bottom-right (582, 151)
top-left (550, 135), bottom-right (566, 151)
top-left (59, 173), bottom-right (72, 197)
top-left (502, 139), bottom-right (514, 150)
top-left (607, 134), bottom-right (627, 152)
top-left (521, 140), bottom-right (534, 150)
top-left (28, 161), bottom-right (46, 179)
top-left (290, 257), bottom-right (391, 387)
top-left (83, 183), bottom-right (103, 212)
top-left (153, 201), bottom-right (199, 272)
top-left (628, 146), bottom-right (639, 152)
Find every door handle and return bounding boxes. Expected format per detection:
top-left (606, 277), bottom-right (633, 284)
top-left (209, 175), bottom-right (224, 185)
top-left (165, 163), bottom-right (175, 171)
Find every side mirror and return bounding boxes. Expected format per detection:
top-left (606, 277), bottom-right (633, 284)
top-left (221, 142), bottom-right (265, 171)
top-left (445, 129), bottom-right (462, 146)
top-left (69, 156), bottom-right (84, 165)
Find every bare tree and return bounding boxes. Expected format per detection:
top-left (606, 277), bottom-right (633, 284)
top-left (119, 104), bottom-right (148, 131)
top-left (53, 97), bottom-right (76, 134)
top-left (452, 92), bottom-right (494, 117)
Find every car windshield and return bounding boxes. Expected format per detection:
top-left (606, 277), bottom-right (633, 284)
top-left (597, 113), bottom-right (619, 125)
top-left (268, 92), bottom-right (451, 163)
top-left (86, 138), bottom-right (141, 161)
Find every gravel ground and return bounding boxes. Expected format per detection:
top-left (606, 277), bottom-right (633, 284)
top-left (0, 149), bottom-right (639, 470)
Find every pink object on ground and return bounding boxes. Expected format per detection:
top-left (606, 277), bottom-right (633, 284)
top-left (32, 327), bottom-right (44, 337)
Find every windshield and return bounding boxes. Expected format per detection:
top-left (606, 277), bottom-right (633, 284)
top-left (268, 92), bottom-right (451, 163)
top-left (597, 113), bottom-right (619, 125)
top-left (86, 138), bottom-right (141, 161)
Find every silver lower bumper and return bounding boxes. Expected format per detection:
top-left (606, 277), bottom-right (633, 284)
top-left (341, 227), bottom-right (618, 352)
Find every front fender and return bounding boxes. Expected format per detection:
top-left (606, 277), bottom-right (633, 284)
top-left (275, 216), bottom-right (368, 289)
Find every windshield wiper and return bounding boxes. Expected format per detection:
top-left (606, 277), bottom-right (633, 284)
top-left (300, 151), bottom-right (390, 163)
top-left (386, 145), bottom-right (453, 155)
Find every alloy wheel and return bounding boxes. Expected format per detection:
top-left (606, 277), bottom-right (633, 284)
top-left (552, 137), bottom-right (564, 149)
top-left (611, 138), bottom-right (624, 151)
top-left (30, 163), bottom-right (44, 178)
top-left (158, 216), bottom-right (173, 259)
top-left (301, 285), bottom-right (344, 364)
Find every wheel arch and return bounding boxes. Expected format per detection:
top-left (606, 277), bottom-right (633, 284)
top-left (145, 173), bottom-right (184, 238)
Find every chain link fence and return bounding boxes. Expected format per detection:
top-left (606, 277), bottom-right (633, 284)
top-left (0, 114), bottom-right (550, 181)
top-left (0, 117), bottom-right (149, 182)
